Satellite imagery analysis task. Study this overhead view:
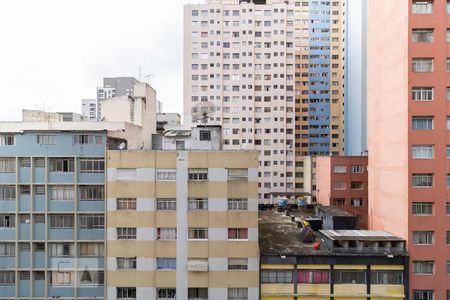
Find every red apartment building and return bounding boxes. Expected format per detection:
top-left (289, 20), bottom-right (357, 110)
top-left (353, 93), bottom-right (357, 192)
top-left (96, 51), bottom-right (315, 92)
top-left (368, 0), bottom-right (450, 299)
top-left (315, 156), bottom-right (369, 229)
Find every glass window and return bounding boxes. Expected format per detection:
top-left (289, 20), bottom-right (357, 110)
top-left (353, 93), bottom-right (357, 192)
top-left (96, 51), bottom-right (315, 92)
top-left (117, 287), bottom-right (136, 299)
top-left (156, 169), bottom-right (177, 181)
top-left (261, 269), bottom-right (293, 283)
top-left (412, 231), bottom-right (434, 245)
top-left (0, 186), bottom-right (15, 200)
top-left (79, 158), bottom-right (104, 173)
top-left (412, 117), bottom-right (433, 130)
top-left (50, 271), bottom-right (74, 286)
top-left (228, 228), bottom-right (248, 240)
top-left (333, 270), bottom-right (366, 284)
top-left (49, 215), bottom-right (73, 229)
top-left (49, 186), bottom-right (75, 201)
top-left (49, 158), bottom-right (74, 173)
top-left (117, 257), bottom-right (136, 269)
top-left (157, 288), bottom-right (176, 299)
top-left (188, 198), bottom-right (208, 210)
top-left (117, 228), bottom-right (136, 240)
top-left (188, 228), bottom-right (208, 240)
top-left (412, 58), bottom-right (434, 72)
top-left (73, 134), bottom-right (102, 145)
top-left (117, 198), bottom-right (136, 210)
top-left (412, 174), bottom-right (433, 188)
top-left (156, 199), bottom-right (176, 210)
top-left (0, 134), bottom-right (15, 146)
top-left (413, 261), bottom-right (434, 274)
top-left (157, 258), bottom-right (176, 270)
top-left (413, 87), bottom-right (434, 101)
top-left (188, 288), bottom-right (208, 299)
top-left (188, 169), bottom-right (208, 181)
top-left (49, 243), bottom-right (74, 257)
top-left (0, 271), bottom-right (15, 285)
top-left (79, 214), bottom-right (104, 229)
top-left (228, 198), bottom-right (248, 210)
top-left (0, 243), bottom-right (15, 256)
top-left (333, 165), bottom-right (347, 173)
top-left (412, 29), bottom-right (434, 43)
top-left (351, 165), bottom-right (364, 173)
top-left (371, 271), bottom-right (403, 284)
top-left (36, 134), bottom-right (56, 145)
top-left (297, 270), bottom-right (330, 283)
top-left (79, 243), bottom-right (104, 256)
top-left (157, 228), bottom-right (177, 240)
top-left (228, 288), bottom-right (248, 300)
top-left (228, 258), bottom-right (248, 270)
top-left (412, 1), bottom-right (433, 14)
top-left (0, 158), bottom-right (16, 173)
top-left (412, 145), bottom-right (433, 158)
top-left (78, 270), bottom-right (104, 285)
top-left (412, 202), bottom-right (433, 215)
top-left (80, 186), bottom-right (104, 201)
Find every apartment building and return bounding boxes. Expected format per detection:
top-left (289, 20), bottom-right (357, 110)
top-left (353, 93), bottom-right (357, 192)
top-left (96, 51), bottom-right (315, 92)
top-left (259, 210), bottom-right (409, 299)
top-left (368, 1), bottom-right (450, 299)
top-left (184, 0), bottom-right (297, 203)
top-left (294, 0), bottom-right (346, 157)
top-left (105, 146), bottom-right (259, 299)
top-left (316, 156), bottom-right (368, 228)
top-left (81, 99), bottom-right (98, 121)
top-left (0, 124), bottom-right (109, 299)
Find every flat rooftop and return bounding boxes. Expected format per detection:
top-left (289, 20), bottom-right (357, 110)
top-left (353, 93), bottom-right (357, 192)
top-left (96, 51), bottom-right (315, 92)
top-left (258, 210), bottom-right (328, 255)
top-left (317, 205), bottom-right (355, 217)
top-left (0, 121), bottom-right (135, 133)
top-left (320, 230), bottom-right (404, 242)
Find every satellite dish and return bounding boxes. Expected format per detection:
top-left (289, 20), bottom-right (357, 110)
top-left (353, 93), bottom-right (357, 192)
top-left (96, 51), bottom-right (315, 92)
top-left (191, 101), bottom-right (216, 125)
top-left (119, 142), bottom-right (126, 150)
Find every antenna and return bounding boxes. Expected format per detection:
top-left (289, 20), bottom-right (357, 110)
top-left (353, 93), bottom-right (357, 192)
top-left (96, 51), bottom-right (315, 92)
top-left (191, 101), bottom-right (216, 126)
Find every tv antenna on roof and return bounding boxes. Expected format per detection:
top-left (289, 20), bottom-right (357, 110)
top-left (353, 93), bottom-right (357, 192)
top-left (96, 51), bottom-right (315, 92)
top-left (191, 101), bottom-right (216, 126)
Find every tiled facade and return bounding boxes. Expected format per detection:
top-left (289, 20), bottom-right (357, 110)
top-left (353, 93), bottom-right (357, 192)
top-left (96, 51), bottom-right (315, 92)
top-left (105, 150), bottom-right (259, 300)
top-left (0, 130), bottom-right (106, 299)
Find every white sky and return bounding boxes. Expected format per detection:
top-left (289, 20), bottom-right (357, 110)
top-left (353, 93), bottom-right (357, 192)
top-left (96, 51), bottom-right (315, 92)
top-left (0, 0), bottom-right (203, 121)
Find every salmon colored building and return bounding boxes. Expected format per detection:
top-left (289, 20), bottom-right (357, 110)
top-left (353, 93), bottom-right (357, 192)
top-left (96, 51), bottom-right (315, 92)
top-left (315, 156), bottom-right (369, 229)
top-left (368, 0), bottom-right (450, 299)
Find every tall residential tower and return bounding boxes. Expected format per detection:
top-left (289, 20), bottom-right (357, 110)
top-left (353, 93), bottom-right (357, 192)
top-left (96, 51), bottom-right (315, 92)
top-left (368, 0), bottom-right (450, 298)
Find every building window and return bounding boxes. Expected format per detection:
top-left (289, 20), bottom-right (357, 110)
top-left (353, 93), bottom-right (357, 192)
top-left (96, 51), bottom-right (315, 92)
top-left (50, 271), bottom-right (74, 286)
top-left (79, 214), bottom-right (104, 229)
top-left (79, 158), bottom-right (104, 173)
top-left (79, 270), bottom-right (104, 286)
top-left (49, 243), bottom-right (74, 257)
top-left (228, 288), bottom-right (248, 300)
top-left (413, 231), bottom-right (434, 245)
top-left (0, 186), bottom-right (15, 200)
top-left (446, 231), bottom-right (450, 244)
top-left (49, 215), bottom-right (74, 229)
top-left (412, 202), bottom-right (433, 215)
top-left (0, 158), bottom-right (16, 173)
top-left (80, 186), bottom-right (104, 201)
top-left (228, 198), bottom-right (248, 210)
top-left (79, 243), bottom-right (104, 256)
top-left (297, 270), bottom-right (330, 283)
top-left (117, 257), bottom-right (136, 269)
top-left (157, 228), bottom-right (177, 240)
top-left (117, 287), bottom-right (136, 299)
top-left (333, 165), bottom-right (347, 173)
top-left (156, 199), bottom-right (176, 210)
top-left (117, 198), bottom-right (136, 210)
top-left (157, 258), bottom-right (176, 270)
top-left (228, 228), bottom-right (248, 240)
top-left (117, 168), bottom-right (137, 181)
top-left (36, 134), bottom-right (56, 145)
top-left (412, 117), bottom-right (433, 130)
top-left (188, 228), bottom-right (208, 240)
top-left (188, 288), bottom-right (208, 300)
top-left (333, 270), bottom-right (366, 284)
top-left (333, 182), bottom-right (347, 190)
top-left (228, 169), bottom-right (248, 181)
top-left (157, 288), bottom-right (176, 299)
top-left (413, 290), bottom-right (434, 300)
top-left (228, 258), bottom-right (248, 270)
top-left (188, 169), bottom-right (208, 181)
top-left (412, 58), bottom-right (434, 72)
top-left (448, 58), bottom-right (450, 72)
top-left (350, 182), bottom-right (364, 190)
top-left (0, 243), bottom-right (15, 256)
top-left (413, 261), bottom-right (434, 274)
top-left (351, 165), bottom-right (364, 173)
top-left (49, 158), bottom-right (74, 173)
top-left (0, 271), bottom-right (15, 285)
top-left (412, 29), bottom-right (434, 43)
top-left (370, 271), bottom-right (403, 284)
top-left (156, 169), bottom-right (177, 181)
top-left (73, 134), bottom-right (102, 145)
top-left (0, 134), bottom-right (15, 146)
top-left (412, 174), bottom-right (433, 188)
top-left (49, 186), bottom-right (75, 201)
top-left (188, 198), bottom-right (208, 210)
top-left (261, 269), bottom-right (293, 283)
top-left (117, 228), bottom-right (136, 240)
top-left (412, 1), bottom-right (433, 14)
top-left (413, 87), bottom-right (434, 101)
top-left (412, 145), bottom-right (434, 158)
top-left (351, 198), bottom-right (363, 207)
top-left (199, 130), bottom-right (211, 141)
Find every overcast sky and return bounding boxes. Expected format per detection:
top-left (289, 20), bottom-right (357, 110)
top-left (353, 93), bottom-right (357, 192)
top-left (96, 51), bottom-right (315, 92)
top-left (0, 0), bottom-right (203, 121)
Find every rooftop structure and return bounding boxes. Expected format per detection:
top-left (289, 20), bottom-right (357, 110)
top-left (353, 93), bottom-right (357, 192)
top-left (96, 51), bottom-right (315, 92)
top-left (152, 125), bottom-right (222, 150)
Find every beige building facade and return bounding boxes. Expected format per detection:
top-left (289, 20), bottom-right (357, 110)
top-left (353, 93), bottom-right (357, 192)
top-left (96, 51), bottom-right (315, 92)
top-left (106, 150), bottom-right (259, 299)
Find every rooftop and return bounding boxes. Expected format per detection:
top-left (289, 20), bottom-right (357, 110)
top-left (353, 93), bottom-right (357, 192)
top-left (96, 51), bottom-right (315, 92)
top-left (316, 205), bottom-right (355, 217)
top-left (320, 230), bottom-right (404, 242)
top-left (0, 121), bottom-right (135, 133)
